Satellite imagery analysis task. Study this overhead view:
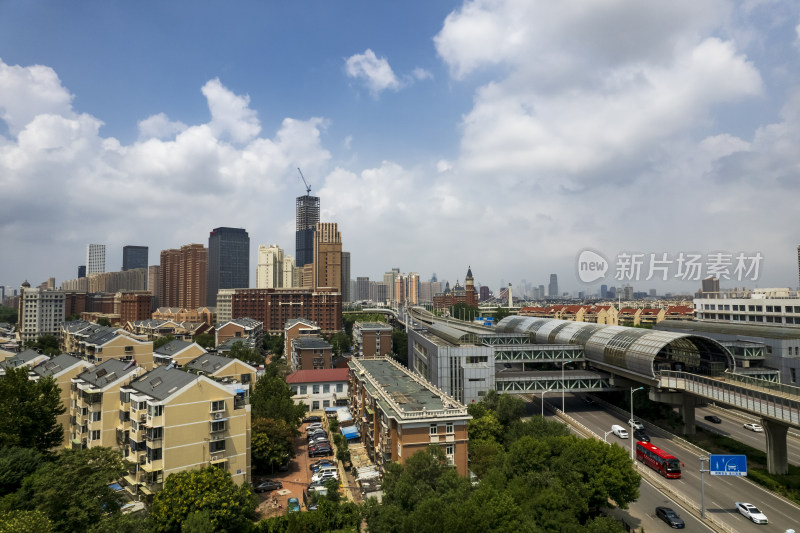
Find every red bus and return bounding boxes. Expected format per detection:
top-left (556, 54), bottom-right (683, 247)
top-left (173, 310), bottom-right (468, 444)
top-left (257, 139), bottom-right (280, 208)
top-left (636, 441), bottom-right (681, 479)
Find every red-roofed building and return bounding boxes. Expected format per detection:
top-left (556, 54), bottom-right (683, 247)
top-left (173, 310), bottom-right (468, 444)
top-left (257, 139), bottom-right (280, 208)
top-left (665, 305), bottom-right (695, 321)
top-left (286, 368), bottom-right (350, 412)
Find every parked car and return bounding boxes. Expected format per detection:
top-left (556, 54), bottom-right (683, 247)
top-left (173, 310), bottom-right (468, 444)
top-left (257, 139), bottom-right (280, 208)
top-left (309, 446), bottom-right (332, 457)
top-left (611, 425), bottom-right (628, 439)
top-left (628, 419), bottom-right (644, 430)
top-left (735, 502), bottom-right (768, 524)
top-left (254, 479), bottom-right (283, 492)
top-left (305, 422), bottom-right (323, 431)
top-left (704, 415), bottom-right (722, 424)
top-left (655, 507), bottom-right (685, 528)
top-left (311, 470), bottom-right (339, 483)
top-left (307, 429), bottom-right (327, 440)
top-left (633, 429), bottom-right (650, 442)
top-left (309, 459), bottom-right (334, 472)
top-left (303, 415), bottom-right (322, 424)
top-left (743, 423), bottom-right (764, 432)
top-left (287, 497), bottom-right (300, 513)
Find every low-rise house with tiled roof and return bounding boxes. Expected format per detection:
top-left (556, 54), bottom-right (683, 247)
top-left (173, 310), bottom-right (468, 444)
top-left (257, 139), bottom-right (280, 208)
top-left (286, 368), bottom-right (350, 411)
top-left (215, 317), bottom-right (263, 347)
top-left (153, 340), bottom-right (206, 367)
top-left (81, 329), bottom-right (155, 369)
top-left (184, 353), bottom-right (257, 386)
top-left (283, 318), bottom-right (321, 359)
top-left (0, 349), bottom-right (50, 375)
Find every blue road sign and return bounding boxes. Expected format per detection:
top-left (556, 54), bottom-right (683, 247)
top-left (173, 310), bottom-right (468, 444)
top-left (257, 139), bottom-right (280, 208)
top-left (709, 454), bottom-right (747, 476)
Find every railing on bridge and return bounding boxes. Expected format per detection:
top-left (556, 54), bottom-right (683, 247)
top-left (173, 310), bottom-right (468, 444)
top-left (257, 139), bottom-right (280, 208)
top-left (723, 370), bottom-right (800, 399)
top-left (657, 371), bottom-right (800, 426)
top-left (492, 345), bottom-right (584, 362)
top-left (495, 374), bottom-right (616, 393)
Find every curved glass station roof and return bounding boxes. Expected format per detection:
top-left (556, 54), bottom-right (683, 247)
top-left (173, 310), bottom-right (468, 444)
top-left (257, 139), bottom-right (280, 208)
top-left (497, 316), bottom-right (733, 378)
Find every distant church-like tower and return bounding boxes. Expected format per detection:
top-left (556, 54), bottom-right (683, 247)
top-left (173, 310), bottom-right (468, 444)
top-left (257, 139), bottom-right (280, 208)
top-left (433, 266), bottom-right (478, 311)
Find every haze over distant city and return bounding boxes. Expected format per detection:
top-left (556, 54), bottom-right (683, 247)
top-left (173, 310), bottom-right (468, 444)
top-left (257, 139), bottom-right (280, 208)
top-left (2, 1), bottom-right (800, 295)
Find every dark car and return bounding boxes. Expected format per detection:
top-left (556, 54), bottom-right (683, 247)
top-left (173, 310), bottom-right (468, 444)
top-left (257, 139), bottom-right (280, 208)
top-left (309, 446), bottom-right (332, 457)
top-left (309, 459), bottom-right (334, 471)
top-left (704, 415), bottom-right (722, 424)
top-left (633, 429), bottom-right (650, 442)
top-left (303, 416), bottom-right (322, 424)
top-left (655, 507), bottom-right (685, 528)
top-left (254, 479), bottom-right (283, 493)
top-left (307, 429), bottom-right (327, 439)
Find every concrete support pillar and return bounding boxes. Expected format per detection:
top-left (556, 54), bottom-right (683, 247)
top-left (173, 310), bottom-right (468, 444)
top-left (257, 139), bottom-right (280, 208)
top-left (679, 395), bottom-right (698, 436)
top-left (762, 419), bottom-right (789, 475)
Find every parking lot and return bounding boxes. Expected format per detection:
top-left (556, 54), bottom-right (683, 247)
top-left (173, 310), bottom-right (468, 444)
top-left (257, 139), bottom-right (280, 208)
top-left (255, 418), bottom-right (331, 517)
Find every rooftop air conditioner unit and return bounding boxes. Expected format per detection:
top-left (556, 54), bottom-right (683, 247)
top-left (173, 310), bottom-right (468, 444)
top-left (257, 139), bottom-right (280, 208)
top-left (214, 412), bottom-right (223, 420)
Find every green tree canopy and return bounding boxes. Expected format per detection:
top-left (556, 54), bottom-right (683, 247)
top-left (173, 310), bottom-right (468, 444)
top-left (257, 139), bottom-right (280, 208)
top-left (262, 333), bottom-right (285, 357)
top-left (228, 340), bottom-right (264, 366)
top-left (96, 317), bottom-right (112, 327)
top-left (150, 467), bottom-right (257, 533)
top-left (0, 510), bottom-right (55, 533)
top-left (251, 373), bottom-right (306, 428)
top-left (251, 417), bottom-right (295, 473)
top-left (194, 333), bottom-right (215, 349)
top-left (0, 367), bottom-right (65, 452)
top-left (493, 307), bottom-right (511, 323)
top-left (18, 447), bottom-right (129, 532)
top-left (0, 305), bottom-right (18, 325)
top-left (0, 446), bottom-right (44, 496)
top-left (29, 335), bottom-right (60, 356)
top-left (391, 329), bottom-right (408, 366)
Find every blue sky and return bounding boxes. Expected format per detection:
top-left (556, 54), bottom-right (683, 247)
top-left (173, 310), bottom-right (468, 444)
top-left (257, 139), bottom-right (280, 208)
top-left (2, 1), bottom-right (800, 297)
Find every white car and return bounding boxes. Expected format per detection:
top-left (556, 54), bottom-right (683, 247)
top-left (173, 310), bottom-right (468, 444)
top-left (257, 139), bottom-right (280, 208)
top-left (735, 502), bottom-right (768, 524)
top-left (628, 419), bottom-right (644, 430)
top-left (311, 470), bottom-right (339, 483)
top-left (743, 423), bottom-right (764, 432)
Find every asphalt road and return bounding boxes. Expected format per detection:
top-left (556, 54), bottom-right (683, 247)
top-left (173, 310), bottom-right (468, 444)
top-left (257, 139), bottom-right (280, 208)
top-left (555, 394), bottom-right (800, 532)
top-left (695, 404), bottom-right (800, 467)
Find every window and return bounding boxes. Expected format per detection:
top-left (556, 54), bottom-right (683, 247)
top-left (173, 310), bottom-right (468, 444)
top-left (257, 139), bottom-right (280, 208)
top-left (148, 427), bottom-right (163, 440)
top-left (211, 400), bottom-right (225, 412)
top-left (90, 411), bottom-right (102, 422)
top-left (211, 420), bottom-right (225, 432)
top-left (323, 384), bottom-right (330, 393)
top-left (323, 400), bottom-right (330, 408)
top-left (90, 430), bottom-right (100, 441)
top-left (336, 384), bottom-right (343, 393)
top-left (313, 385), bottom-right (320, 394)
top-left (445, 444), bottom-right (454, 455)
top-left (446, 423), bottom-right (454, 434)
top-left (299, 385), bottom-right (307, 394)
top-left (210, 440), bottom-right (226, 453)
top-left (148, 404), bottom-right (163, 417)
top-left (291, 386), bottom-right (298, 395)
top-left (429, 424), bottom-right (438, 435)
top-left (147, 447), bottom-right (162, 461)
top-left (312, 401), bottom-right (320, 410)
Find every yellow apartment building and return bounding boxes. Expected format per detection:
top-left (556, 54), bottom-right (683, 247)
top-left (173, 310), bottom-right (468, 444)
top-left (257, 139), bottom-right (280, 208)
top-left (348, 357), bottom-right (471, 477)
top-left (31, 354), bottom-right (92, 448)
top-left (70, 359), bottom-right (145, 450)
top-left (120, 365), bottom-right (251, 496)
top-left (153, 340), bottom-right (207, 367)
top-left (183, 353), bottom-right (257, 387)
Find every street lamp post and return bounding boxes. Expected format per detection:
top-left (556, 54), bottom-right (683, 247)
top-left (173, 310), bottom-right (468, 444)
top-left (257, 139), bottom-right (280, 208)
top-left (562, 359), bottom-right (573, 412)
top-left (541, 390), bottom-right (548, 417)
top-left (604, 430), bottom-right (613, 443)
top-left (630, 386), bottom-right (644, 460)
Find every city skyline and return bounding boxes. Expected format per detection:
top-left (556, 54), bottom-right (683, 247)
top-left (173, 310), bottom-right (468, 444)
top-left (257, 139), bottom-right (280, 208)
top-left (2, 2), bottom-right (800, 294)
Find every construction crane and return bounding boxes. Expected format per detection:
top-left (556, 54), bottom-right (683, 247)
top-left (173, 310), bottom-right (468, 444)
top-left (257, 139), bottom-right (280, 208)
top-left (297, 168), bottom-right (311, 195)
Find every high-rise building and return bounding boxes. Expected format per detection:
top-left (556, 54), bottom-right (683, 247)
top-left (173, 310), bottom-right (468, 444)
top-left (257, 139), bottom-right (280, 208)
top-left (356, 277), bottom-right (370, 301)
top-left (207, 227), bottom-right (249, 306)
top-left (296, 194), bottom-right (320, 267)
top-left (256, 244), bottom-right (284, 289)
top-left (701, 276), bottom-right (720, 294)
top-left (548, 274), bottom-right (558, 298)
top-left (283, 255), bottom-right (296, 288)
top-left (796, 244), bottom-right (799, 288)
top-left (86, 244), bottom-right (106, 275)
top-left (341, 251), bottom-right (351, 302)
top-left (383, 272), bottom-right (396, 304)
top-left (17, 283), bottom-right (66, 343)
top-left (601, 284), bottom-right (608, 298)
top-left (148, 265), bottom-right (160, 310)
top-left (479, 285), bottom-right (490, 301)
top-left (407, 272), bottom-right (420, 305)
top-left (78, 265), bottom-right (86, 278)
top-left (312, 222), bottom-right (342, 291)
top-left (159, 244), bottom-right (208, 308)
top-left (122, 245), bottom-right (148, 271)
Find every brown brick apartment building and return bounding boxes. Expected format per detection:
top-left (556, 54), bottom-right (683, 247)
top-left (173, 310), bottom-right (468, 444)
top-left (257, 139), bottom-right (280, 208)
top-left (229, 287), bottom-right (341, 333)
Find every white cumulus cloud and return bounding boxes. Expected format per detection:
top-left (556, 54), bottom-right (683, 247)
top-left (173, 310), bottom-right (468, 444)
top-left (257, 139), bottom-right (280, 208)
top-left (344, 49), bottom-right (401, 96)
